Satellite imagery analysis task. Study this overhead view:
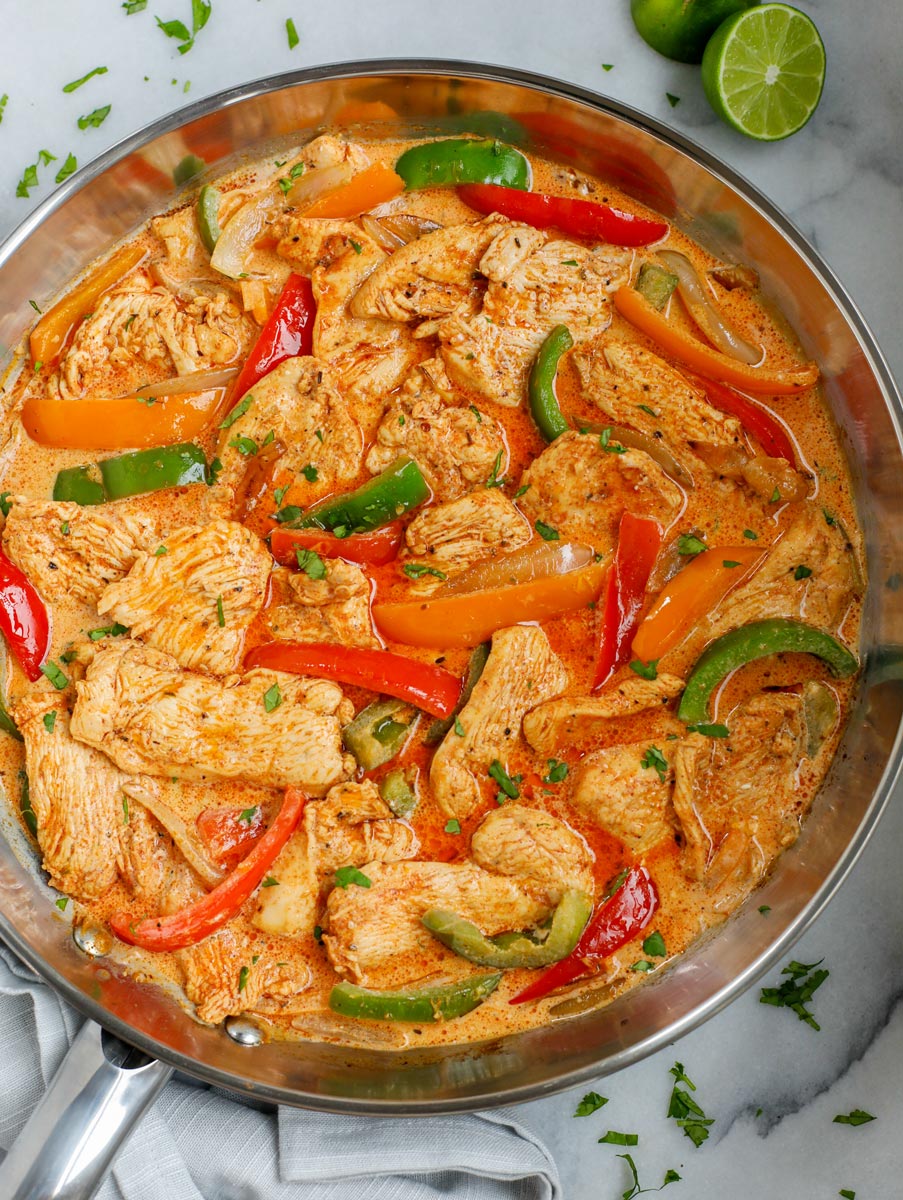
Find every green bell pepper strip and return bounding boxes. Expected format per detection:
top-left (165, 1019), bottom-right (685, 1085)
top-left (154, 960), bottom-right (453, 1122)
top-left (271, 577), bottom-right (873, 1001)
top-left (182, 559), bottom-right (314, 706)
top-left (342, 698), bottom-right (414, 771)
top-left (424, 641), bottom-right (490, 745)
top-left (421, 889), bottom-right (592, 970)
top-left (0, 695), bottom-right (22, 742)
top-left (53, 444), bottom-right (208, 505)
top-left (196, 184), bottom-right (222, 253)
top-left (99, 443), bottom-right (208, 500)
top-left (379, 768), bottom-right (419, 819)
top-left (677, 619), bottom-right (859, 726)
top-left (528, 324), bottom-right (573, 443)
top-left (395, 139), bottom-right (531, 191)
top-left (329, 972), bottom-right (501, 1023)
top-left (635, 262), bottom-right (679, 311)
top-left (52, 465), bottom-right (105, 506)
top-left (290, 456), bottom-right (430, 535)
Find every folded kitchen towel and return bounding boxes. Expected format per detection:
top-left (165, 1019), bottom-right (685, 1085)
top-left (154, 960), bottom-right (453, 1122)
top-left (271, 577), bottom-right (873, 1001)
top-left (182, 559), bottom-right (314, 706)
top-left (0, 944), bottom-right (561, 1199)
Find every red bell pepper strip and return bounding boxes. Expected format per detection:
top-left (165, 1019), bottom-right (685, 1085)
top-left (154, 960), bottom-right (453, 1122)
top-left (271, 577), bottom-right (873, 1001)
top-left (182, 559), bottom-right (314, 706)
top-left (226, 273), bottom-right (316, 409)
top-left (269, 522), bottom-right (403, 568)
top-left (510, 865), bottom-right (659, 1004)
top-left (592, 513), bottom-right (662, 691)
top-left (0, 552), bottom-right (51, 682)
top-left (457, 183), bottom-right (668, 247)
top-left (244, 642), bottom-right (461, 719)
top-left (196, 805), bottom-right (265, 871)
top-left (110, 787), bottom-right (306, 951)
top-left (690, 374), bottom-right (797, 466)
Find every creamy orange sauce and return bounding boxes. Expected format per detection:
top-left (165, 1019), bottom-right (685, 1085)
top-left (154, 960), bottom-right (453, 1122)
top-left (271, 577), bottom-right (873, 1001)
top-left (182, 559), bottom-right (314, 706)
top-left (0, 130), bottom-right (863, 1050)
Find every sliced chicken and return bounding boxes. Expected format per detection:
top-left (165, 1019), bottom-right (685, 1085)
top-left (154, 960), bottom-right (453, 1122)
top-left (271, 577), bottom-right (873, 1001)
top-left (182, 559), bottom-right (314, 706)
top-left (70, 640), bottom-right (354, 792)
top-left (263, 560), bottom-right (377, 649)
top-left (277, 220), bottom-right (424, 426)
top-left (438, 311), bottom-right (549, 408)
top-left (254, 780), bottom-right (419, 936)
top-left (672, 692), bottom-right (810, 907)
top-left (365, 358), bottom-right (507, 502)
top-left (571, 737), bottom-right (679, 854)
top-left (523, 672), bottom-right (686, 755)
top-left (350, 216), bottom-right (510, 322)
top-left (323, 860), bottom-right (551, 984)
top-left (3, 497), bottom-right (157, 607)
top-left (519, 433), bottom-right (683, 553)
top-left (98, 521), bottom-right (272, 674)
top-left (209, 355), bottom-right (362, 515)
top-left (152, 206), bottom-right (213, 280)
top-left (430, 625), bottom-right (568, 819)
top-left (50, 281), bottom-right (255, 401)
top-left (16, 694), bottom-right (133, 900)
top-left (403, 488), bottom-right (531, 591)
top-left (470, 805), bottom-right (593, 903)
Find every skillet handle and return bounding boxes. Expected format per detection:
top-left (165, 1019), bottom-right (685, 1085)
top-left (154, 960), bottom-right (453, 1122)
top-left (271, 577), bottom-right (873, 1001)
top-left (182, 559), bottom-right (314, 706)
top-left (1, 1020), bottom-right (173, 1200)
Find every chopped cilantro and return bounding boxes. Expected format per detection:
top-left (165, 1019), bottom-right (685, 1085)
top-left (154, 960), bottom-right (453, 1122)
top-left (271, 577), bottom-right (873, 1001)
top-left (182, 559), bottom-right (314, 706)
top-left (668, 1061), bottom-right (713, 1147)
top-left (794, 564), bottom-right (813, 580)
top-left (285, 17), bottom-right (300, 47)
top-left (630, 960), bottom-right (655, 972)
top-left (215, 595), bottom-right (225, 627)
top-left (123, 0), bottom-right (148, 11)
top-left (301, 463), bottom-right (319, 482)
top-left (488, 759), bottom-right (521, 799)
top-left (617, 1154), bottom-right (680, 1200)
top-left (598, 1131), bottom-right (638, 1146)
top-left (206, 457), bottom-right (223, 486)
top-left (55, 896), bottom-right (68, 911)
top-left (599, 426), bottom-right (627, 454)
top-left (314, 428), bottom-right (324, 442)
top-left (770, 487), bottom-right (781, 503)
top-left (334, 865), bottom-right (371, 889)
top-left (643, 930), bottom-right (666, 957)
top-left (262, 876), bottom-right (279, 887)
top-left (513, 484), bottom-right (529, 499)
top-left (263, 682), bottom-right (282, 712)
top-left (237, 807), bottom-right (258, 825)
top-left (0, 95), bottom-right (7, 124)
top-left (289, 162), bottom-right (305, 179)
top-left (454, 717), bottom-right (465, 737)
top-left (154, 544), bottom-right (168, 556)
top-left (0, 493), bottom-right (11, 517)
top-left (758, 905), bottom-right (771, 914)
top-left (237, 965), bottom-right (249, 992)
top-left (678, 533), bottom-right (707, 557)
top-left (562, 259), bottom-right (579, 267)
top-left (277, 176), bottom-right (292, 195)
top-left (760, 958), bottom-right (829, 1030)
top-left (485, 450), bottom-right (506, 489)
top-left (156, 0), bottom-right (211, 55)
top-left (403, 562), bottom-right (447, 581)
top-left (629, 659), bottom-right (658, 680)
top-left (312, 924), bottom-right (323, 943)
top-left (55, 154), bottom-right (78, 184)
top-left (666, 93), bottom-right (681, 107)
top-left (469, 404), bottom-right (483, 423)
top-left (823, 508), bottom-right (837, 527)
top-left (63, 67), bottom-right (108, 93)
top-left (602, 63), bottom-right (614, 72)
top-left (220, 394), bottom-right (252, 428)
top-left (543, 758), bottom-right (568, 783)
top-left (743, 528), bottom-right (758, 540)
top-left (42, 711), bottom-right (57, 734)
top-left (637, 403), bottom-right (658, 417)
top-left (273, 484), bottom-right (290, 508)
top-left (273, 505), bottom-right (304, 525)
top-left (40, 661), bottom-right (68, 690)
top-left (444, 818), bottom-right (462, 834)
top-left (833, 1110), bottom-right (875, 1127)
top-left (122, 794), bottom-right (130, 824)
top-left (640, 745), bottom-right (668, 783)
top-left (88, 624), bottom-right (129, 642)
top-left (574, 1091), bottom-right (608, 1117)
top-left (229, 435), bottom-right (258, 456)
top-left (295, 547), bottom-right (327, 580)
top-left (348, 239), bottom-right (363, 255)
top-left (77, 106), bottom-right (111, 130)
top-left (722, 559), bottom-right (741, 568)
top-left (535, 519), bottom-right (560, 541)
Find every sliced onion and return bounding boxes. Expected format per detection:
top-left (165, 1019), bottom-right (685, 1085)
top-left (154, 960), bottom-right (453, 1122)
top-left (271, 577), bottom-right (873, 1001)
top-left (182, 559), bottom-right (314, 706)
top-left (210, 186), bottom-right (283, 279)
top-left (136, 366), bottom-right (238, 397)
top-left (658, 250), bottom-right (762, 366)
top-left (123, 781), bottom-right (223, 888)
top-left (361, 213), bottom-right (405, 252)
top-left (437, 541), bottom-right (594, 596)
top-left (285, 162), bottom-right (354, 209)
top-left (377, 214), bottom-right (442, 244)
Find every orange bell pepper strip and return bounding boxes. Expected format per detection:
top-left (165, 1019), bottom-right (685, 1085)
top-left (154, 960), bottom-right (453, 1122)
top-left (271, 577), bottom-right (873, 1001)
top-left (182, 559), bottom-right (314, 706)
top-left (372, 559), bottom-right (607, 651)
top-left (110, 787), bottom-right (306, 952)
top-left (21, 388), bottom-right (222, 451)
top-left (631, 545), bottom-right (765, 663)
top-left (29, 244), bottom-right (146, 367)
top-left (300, 163), bottom-right (405, 218)
top-left (612, 285), bottom-right (819, 395)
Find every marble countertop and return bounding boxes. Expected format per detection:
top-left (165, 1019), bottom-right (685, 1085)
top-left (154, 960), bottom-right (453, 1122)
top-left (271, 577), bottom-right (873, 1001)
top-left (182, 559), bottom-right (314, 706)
top-left (1, 2), bottom-right (900, 1196)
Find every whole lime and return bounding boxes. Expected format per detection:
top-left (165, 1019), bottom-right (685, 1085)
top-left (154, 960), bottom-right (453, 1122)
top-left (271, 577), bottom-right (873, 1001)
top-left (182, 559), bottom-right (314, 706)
top-left (630, 0), bottom-right (760, 63)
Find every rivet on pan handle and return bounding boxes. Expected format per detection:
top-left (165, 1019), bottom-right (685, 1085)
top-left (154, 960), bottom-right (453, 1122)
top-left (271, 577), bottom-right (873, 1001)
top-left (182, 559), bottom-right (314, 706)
top-left (0, 1020), bottom-right (173, 1200)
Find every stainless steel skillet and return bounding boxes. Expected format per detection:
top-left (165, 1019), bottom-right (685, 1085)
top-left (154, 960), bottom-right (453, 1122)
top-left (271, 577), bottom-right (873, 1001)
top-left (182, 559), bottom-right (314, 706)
top-left (1, 59), bottom-right (902, 1200)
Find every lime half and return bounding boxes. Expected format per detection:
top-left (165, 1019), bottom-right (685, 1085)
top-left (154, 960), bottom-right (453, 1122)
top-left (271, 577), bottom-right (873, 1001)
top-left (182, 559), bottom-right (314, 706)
top-left (701, 3), bottom-right (826, 140)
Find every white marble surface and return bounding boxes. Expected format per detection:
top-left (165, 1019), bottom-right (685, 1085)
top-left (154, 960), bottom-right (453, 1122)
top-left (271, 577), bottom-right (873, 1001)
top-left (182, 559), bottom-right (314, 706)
top-left (1, 1), bottom-right (901, 1197)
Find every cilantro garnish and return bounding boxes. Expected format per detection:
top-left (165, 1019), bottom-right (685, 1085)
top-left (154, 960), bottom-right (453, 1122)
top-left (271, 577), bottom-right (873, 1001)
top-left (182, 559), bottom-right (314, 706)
top-left (667, 1062), bottom-right (713, 1147)
top-left (599, 427), bottom-right (627, 454)
top-left (40, 661), bottom-right (68, 690)
top-left (574, 1091), bottom-right (608, 1117)
top-left (334, 866), bottom-right (371, 889)
top-left (219, 394), bottom-right (252, 428)
top-left (78, 106), bottom-right (111, 130)
top-left (794, 564), bottom-right (813, 580)
top-left (833, 1110), bottom-right (875, 1127)
top-left (677, 533), bottom-right (707, 557)
top-left (643, 930), bottom-right (666, 957)
top-left (63, 67), bottom-right (108, 94)
top-left (403, 562), bottom-right (447, 581)
top-left (454, 717), bottom-right (465, 737)
top-left (237, 965), bottom-right (249, 992)
top-left (543, 758), bottom-right (568, 784)
top-left (485, 449), bottom-right (506, 489)
top-left (759, 958), bottom-right (829, 1030)
top-left (263, 682), bottom-right (282, 713)
top-left (215, 595), bottom-right (225, 627)
top-left (286, 17), bottom-right (299, 48)
top-left (488, 759), bottom-right (521, 799)
top-left (301, 463), bottom-right (319, 482)
top-left (88, 623), bottom-right (129, 641)
top-left (43, 711), bottom-right (57, 733)
top-left (156, 0), bottom-right (211, 55)
top-left (55, 153), bottom-right (78, 184)
top-left (535, 519), bottom-right (560, 541)
top-left (229, 435), bottom-right (259, 456)
top-left (444, 818), bottom-right (461, 834)
top-left (640, 745), bottom-right (668, 783)
top-left (686, 722), bottom-right (729, 738)
top-left (599, 1131), bottom-right (638, 1146)
top-left (295, 547), bottom-right (327, 580)
top-left (666, 93), bottom-right (681, 108)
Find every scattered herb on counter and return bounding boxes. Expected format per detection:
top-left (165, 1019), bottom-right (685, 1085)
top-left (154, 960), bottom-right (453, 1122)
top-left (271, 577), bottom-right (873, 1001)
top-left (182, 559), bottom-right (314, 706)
top-left (839, 1191), bottom-right (856, 1199)
top-left (760, 958), bottom-right (829, 1030)
top-left (833, 1109), bottom-right (875, 1127)
top-left (54, 153), bottom-right (78, 183)
top-left (63, 67), bottom-right (108, 93)
top-left (617, 1154), bottom-right (681, 1199)
top-left (334, 866), bottom-right (371, 889)
top-left (640, 745), bottom-right (668, 783)
top-left (630, 659), bottom-right (658, 680)
top-left (123, 0), bottom-right (148, 11)
top-left (667, 1061), bottom-right (714, 1147)
top-left (156, 0), bottom-right (211, 55)
top-left (602, 63), bottom-right (614, 72)
top-left (535, 519), bottom-right (560, 542)
top-left (488, 759), bottom-right (521, 800)
top-left (599, 1131), bottom-right (639, 1146)
top-left (758, 905), bottom-right (771, 915)
top-left (403, 562), bottom-right (447, 582)
top-left (678, 533), bottom-right (707, 557)
top-left (295, 547), bottom-right (327, 580)
top-left (574, 1091), bottom-right (608, 1117)
top-left (77, 106), bottom-right (111, 130)
top-left (444, 819), bottom-right (461, 835)
top-left (666, 93), bottom-right (681, 108)
top-left (263, 682), bottom-right (282, 713)
top-left (285, 17), bottom-right (299, 48)
top-left (0, 94), bottom-right (8, 124)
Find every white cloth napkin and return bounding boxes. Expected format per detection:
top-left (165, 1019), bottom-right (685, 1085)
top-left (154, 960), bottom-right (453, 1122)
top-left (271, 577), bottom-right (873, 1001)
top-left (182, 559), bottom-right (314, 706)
top-left (0, 945), bottom-right (560, 1199)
